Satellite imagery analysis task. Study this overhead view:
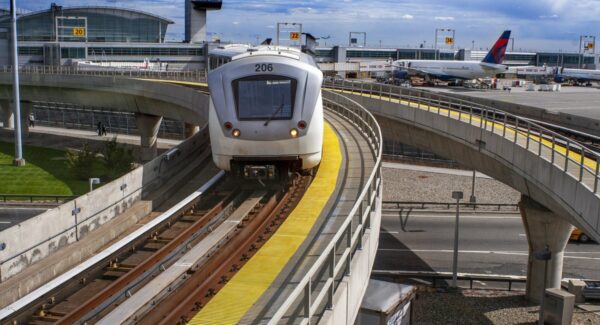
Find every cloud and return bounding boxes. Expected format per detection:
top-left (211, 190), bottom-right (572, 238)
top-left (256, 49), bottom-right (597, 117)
top-left (5, 0), bottom-right (599, 51)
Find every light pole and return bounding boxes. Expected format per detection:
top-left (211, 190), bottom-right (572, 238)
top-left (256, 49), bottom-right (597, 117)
top-left (534, 245), bottom-right (552, 325)
top-left (451, 191), bottom-right (463, 288)
top-left (10, 0), bottom-right (25, 167)
top-left (470, 170), bottom-right (476, 204)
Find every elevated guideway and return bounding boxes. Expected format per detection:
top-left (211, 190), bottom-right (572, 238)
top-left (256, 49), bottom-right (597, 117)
top-left (325, 80), bottom-right (600, 302)
top-left (0, 70), bottom-right (382, 325)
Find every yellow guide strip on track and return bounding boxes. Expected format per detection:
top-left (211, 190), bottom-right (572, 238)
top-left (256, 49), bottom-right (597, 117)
top-left (189, 122), bottom-right (342, 325)
top-left (328, 88), bottom-right (600, 171)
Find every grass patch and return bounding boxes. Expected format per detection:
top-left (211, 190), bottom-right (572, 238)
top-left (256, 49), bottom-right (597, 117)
top-left (0, 141), bottom-right (105, 196)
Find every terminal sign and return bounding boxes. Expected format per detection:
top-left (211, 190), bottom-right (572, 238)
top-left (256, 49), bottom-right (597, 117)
top-left (290, 32), bottom-right (300, 41)
top-left (445, 37), bottom-right (454, 45)
top-left (72, 27), bottom-right (86, 37)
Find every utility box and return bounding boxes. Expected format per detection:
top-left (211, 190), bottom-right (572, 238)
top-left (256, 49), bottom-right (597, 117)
top-left (358, 279), bottom-right (416, 325)
top-left (543, 288), bottom-right (575, 325)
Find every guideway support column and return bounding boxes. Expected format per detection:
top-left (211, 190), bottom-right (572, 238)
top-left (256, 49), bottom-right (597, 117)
top-left (184, 123), bottom-right (200, 138)
top-left (0, 100), bottom-right (14, 129)
top-left (519, 195), bottom-right (573, 303)
top-left (135, 113), bottom-right (162, 162)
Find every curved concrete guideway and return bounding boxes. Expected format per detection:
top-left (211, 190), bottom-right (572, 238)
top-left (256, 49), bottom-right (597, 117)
top-left (324, 85), bottom-right (600, 303)
top-left (0, 73), bottom-right (208, 160)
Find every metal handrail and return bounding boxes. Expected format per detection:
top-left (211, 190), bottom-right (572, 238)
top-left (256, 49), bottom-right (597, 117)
top-left (382, 201), bottom-right (519, 211)
top-left (0, 65), bottom-right (207, 82)
top-left (268, 91), bottom-right (382, 324)
top-left (325, 80), bottom-right (600, 195)
top-left (0, 194), bottom-right (76, 203)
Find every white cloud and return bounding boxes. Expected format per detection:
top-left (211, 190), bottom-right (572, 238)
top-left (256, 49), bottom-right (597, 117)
top-left (434, 16), bottom-right (454, 21)
top-left (539, 14), bottom-right (559, 19)
top-left (401, 14), bottom-right (414, 20)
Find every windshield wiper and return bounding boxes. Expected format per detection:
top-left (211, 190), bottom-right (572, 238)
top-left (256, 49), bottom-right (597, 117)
top-left (264, 96), bottom-right (285, 126)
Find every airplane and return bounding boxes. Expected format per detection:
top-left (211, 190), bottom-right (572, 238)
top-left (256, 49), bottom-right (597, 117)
top-left (393, 30), bottom-right (511, 84)
top-left (554, 67), bottom-right (600, 86)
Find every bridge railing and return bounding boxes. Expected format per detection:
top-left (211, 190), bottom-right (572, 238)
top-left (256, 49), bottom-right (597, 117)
top-left (0, 65), bottom-right (207, 82)
top-left (268, 91), bottom-right (382, 324)
top-left (325, 80), bottom-right (600, 196)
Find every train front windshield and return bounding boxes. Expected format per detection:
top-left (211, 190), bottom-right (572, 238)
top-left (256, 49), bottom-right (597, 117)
top-left (233, 75), bottom-right (297, 120)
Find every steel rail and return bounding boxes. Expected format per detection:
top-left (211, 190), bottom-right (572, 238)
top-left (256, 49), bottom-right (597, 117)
top-left (0, 170), bottom-right (225, 322)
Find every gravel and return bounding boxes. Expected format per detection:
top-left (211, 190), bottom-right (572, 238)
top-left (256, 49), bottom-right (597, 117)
top-left (413, 288), bottom-right (600, 325)
top-left (382, 167), bottom-right (521, 204)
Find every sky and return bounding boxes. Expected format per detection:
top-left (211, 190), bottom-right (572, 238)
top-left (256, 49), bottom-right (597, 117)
top-left (5, 0), bottom-right (600, 52)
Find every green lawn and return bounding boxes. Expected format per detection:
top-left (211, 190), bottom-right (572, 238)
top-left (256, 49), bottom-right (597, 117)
top-left (0, 141), bottom-right (104, 196)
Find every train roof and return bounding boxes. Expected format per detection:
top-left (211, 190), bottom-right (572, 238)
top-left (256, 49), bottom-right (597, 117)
top-left (209, 44), bottom-right (316, 66)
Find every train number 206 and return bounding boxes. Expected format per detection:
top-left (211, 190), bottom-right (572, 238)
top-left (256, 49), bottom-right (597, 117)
top-left (255, 64), bottom-right (274, 72)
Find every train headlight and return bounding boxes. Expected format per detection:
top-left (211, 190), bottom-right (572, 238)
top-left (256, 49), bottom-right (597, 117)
top-left (232, 129), bottom-right (241, 137)
top-left (290, 128), bottom-right (298, 138)
top-left (297, 120), bottom-right (307, 129)
top-left (224, 122), bottom-right (233, 130)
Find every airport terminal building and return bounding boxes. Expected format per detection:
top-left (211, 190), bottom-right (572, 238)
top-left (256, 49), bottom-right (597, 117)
top-left (1, 2), bottom-right (598, 72)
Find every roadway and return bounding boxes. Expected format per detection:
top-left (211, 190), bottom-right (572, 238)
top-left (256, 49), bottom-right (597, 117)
top-left (0, 207), bottom-right (49, 231)
top-left (374, 211), bottom-right (600, 280)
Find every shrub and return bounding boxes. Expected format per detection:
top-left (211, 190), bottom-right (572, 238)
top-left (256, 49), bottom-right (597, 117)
top-left (102, 137), bottom-right (134, 180)
top-left (66, 143), bottom-right (97, 180)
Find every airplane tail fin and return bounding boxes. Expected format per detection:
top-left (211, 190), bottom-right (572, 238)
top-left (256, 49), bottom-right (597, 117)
top-left (481, 30), bottom-right (511, 65)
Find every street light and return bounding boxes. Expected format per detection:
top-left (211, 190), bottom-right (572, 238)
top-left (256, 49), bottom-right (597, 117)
top-left (89, 178), bottom-right (101, 192)
top-left (451, 191), bottom-right (463, 288)
top-left (534, 245), bottom-right (552, 325)
top-left (10, 0), bottom-right (25, 167)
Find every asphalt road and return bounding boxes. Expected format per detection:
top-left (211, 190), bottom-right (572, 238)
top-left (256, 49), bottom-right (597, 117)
top-left (0, 207), bottom-right (49, 231)
top-left (374, 211), bottom-right (600, 281)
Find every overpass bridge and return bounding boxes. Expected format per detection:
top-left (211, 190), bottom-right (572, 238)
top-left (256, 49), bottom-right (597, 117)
top-left (0, 68), bottom-right (598, 322)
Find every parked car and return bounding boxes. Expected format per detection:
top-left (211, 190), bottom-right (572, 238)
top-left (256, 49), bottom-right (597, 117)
top-left (570, 228), bottom-right (591, 243)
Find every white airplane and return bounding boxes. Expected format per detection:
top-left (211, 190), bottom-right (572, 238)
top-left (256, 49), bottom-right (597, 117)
top-left (555, 67), bottom-right (600, 85)
top-left (393, 30), bottom-right (511, 82)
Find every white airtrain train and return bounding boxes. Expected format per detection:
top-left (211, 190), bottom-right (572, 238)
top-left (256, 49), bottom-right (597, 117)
top-left (393, 30), bottom-right (511, 82)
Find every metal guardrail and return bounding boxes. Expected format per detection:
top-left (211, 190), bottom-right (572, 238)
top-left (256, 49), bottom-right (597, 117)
top-left (372, 270), bottom-right (526, 291)
top-left (383, 201), bottom-right (520, 211)
top-left (1, 65), bottom-right (207, 82)
top-left (268, 92), bottom-right (382, 324)
top-left (0, 194), bottom-right (76, 204)
top-left (325, 80), bottom-right (600, 195)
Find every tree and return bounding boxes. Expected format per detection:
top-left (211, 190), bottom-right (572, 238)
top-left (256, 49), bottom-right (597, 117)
top-left (102, 137), bottom-right (134, 180)
top-left (66, 143), bottom-right (97, 180)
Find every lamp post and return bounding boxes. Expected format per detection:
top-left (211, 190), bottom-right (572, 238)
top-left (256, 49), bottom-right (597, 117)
top-left (470, 170), bottom-right (476, 204)
top-left (534, 245), bottom-right (552, 325)
top-left (451, 191), bottom-right (463, 288)
top-left (10, 0), bottom-right (24, 167)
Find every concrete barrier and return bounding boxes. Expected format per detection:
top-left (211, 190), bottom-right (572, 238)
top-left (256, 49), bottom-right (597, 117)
top-left (0, 127), bottom-right (210, 281)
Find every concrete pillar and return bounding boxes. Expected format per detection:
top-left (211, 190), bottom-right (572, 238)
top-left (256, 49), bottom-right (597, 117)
top-left (135, 113), bottom-right (162, 162)
top-left (0, 100), bottom-right (14, 129)
top-left (519, 195), bottom-right (573, 303)
top-left (184, 123), bottom-right (200, 138)
top-left (185, 2), bottom-right (207, 43)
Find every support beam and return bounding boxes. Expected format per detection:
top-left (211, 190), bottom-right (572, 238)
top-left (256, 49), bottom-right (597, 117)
top-left (184, 123), bottom-right (200, 138)
top-left (519, 195), bottom-right (573, 303)
top-left (135, 113), bottom-right (162, 162)
top-left (0, 100), bottom-right (14, 129)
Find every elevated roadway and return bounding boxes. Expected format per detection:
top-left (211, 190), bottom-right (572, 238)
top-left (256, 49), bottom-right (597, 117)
top-left (325, 80), bottom-right (600, 302)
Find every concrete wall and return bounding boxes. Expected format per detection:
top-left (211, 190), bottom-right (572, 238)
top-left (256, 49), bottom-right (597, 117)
top-left (0, 127), bottom-right (210, 281)
top-left (328, 91), bottom-right (600, 242)
top-left (0, 73), bottom-right (209, 126)
top-left (319, 188), bottom-right (382, 325)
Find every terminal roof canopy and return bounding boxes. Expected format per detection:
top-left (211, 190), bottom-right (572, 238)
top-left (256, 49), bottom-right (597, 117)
top-left (0, 6), bottom-right (174, 43)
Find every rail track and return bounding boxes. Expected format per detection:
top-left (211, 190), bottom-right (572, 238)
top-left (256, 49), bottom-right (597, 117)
top-left (2, 171), bottom-right (311, 325)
